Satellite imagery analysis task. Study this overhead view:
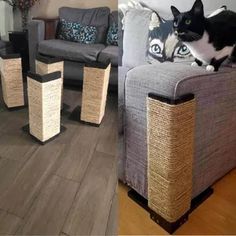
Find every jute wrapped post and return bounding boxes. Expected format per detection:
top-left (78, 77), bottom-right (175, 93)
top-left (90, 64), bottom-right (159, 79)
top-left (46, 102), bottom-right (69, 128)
top-left (27, 71), bottom-right (63, 144)
top-left (0, 54), bottom-right (24, 108)
top-left (147, 93), bottom-right (196, 233)
top-left (80, 62), bottom-right (111, 125)
top-left (36, 55), bottom-right (64, 106)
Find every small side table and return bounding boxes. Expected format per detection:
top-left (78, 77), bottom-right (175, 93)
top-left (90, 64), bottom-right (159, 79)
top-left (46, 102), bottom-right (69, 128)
top-left (0, 53), bottom-right (25, 109)
top-left (80, 61), bottom-right (111, 126)
top-left (24, 71), bottom-right (64, 144)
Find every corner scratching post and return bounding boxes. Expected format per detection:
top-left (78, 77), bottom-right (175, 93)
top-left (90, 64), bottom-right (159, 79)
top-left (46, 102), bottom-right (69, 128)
top-left (0, 54), bottom-right (25, 109)
top-left (147, 93), bottom-right (196, 234)
top-left (23, 71), bottom-right (65, 144)
top-left (80, 61), bottom-right (111, 126)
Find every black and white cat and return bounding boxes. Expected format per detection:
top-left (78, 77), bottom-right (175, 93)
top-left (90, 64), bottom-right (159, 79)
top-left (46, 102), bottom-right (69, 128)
top-left (171, 0), bottom-right (236, 71)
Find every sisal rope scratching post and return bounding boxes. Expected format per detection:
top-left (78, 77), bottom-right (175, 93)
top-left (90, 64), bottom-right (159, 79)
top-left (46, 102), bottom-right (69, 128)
top-left (147, 93), bottom-right (195, 233)
top-left (80, 61), bottom-right (111, 125)
top-left (35, 55), bottom-right (64, 107)
top-left (26, 71), bottom-right (63, 144)
top-left (0, 54), bottom-right (24, 108)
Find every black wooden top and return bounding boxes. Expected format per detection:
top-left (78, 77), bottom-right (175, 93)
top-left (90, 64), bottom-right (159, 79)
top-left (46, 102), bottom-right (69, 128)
top-left (0, 53), bottom-right (21, 59)
top-left (36, 55), bottom-right (63, 64)
top-left (85, 59), bottom-right (111, 69)
top-left (148, 93), bottom-right (195, 105)
top-left (27, 71), bottom-right (61, 83)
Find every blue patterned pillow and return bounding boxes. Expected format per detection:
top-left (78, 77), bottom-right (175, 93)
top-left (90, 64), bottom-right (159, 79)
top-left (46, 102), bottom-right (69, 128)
top-left (58, 19), bottom-right (81, 41)
top-left (58, 19), bottom-right (97, 44)
top-left (78, 25), bottom-right (97, 44)
top-left (106, 24), bottom-right (118, 46)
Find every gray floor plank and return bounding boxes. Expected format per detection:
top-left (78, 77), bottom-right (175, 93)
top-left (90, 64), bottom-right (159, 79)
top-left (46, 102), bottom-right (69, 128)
top-left (0, 158), bottom-right (23, 199)
top-left (0, 144), bottom-right (65, 218)
top-left (18, 175), bottom-right (78, 235)
top-left (62, 151), bottom-right (117, 236)
top-left (56, 125), bottom-right (99, 182)
top-left (0, 133), bottom-right (39, 163)
top-left (106, 191), bottom-right (118, 236)
top-left (0, 210), bottom-right (22, 235)
top-left (96, 96), bottom-right (117, 156)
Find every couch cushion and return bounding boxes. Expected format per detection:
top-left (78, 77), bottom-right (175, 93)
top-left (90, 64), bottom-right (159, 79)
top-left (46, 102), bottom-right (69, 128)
top-left (59, 7), bottom-right (110, 44)
top-left (98, 46), bottom-right (118, 66)
top-left (123, 9), bottom-right (152, 68)
top-left (109, 11), bottom-right (118, 26)
top-left (38, 39), bottom-right (105, 63)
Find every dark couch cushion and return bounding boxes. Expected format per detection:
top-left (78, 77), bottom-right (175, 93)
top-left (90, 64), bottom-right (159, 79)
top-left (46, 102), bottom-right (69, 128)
top-left (38, 39), bottom-right (105, 63)
top-left (98, 46), bottom-right (118, 67)
top-left (109, 11), bottom-right (118, 26)
top-left (59, 7), bottom-right (110, 44)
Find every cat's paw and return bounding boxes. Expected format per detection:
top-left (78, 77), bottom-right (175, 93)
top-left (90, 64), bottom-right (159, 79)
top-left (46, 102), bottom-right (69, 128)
top-left (206, 65), bottom-right (215, 72)
top-left (191, 62), bottom-right (199, 67)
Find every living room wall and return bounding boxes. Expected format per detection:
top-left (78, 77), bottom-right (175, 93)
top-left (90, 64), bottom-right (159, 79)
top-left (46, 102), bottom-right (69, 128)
top-left (0, 2), bottom-right (13, 40)
top-left (13, 0), bottom-right (117, 30)
top-left (31, 0), bottom-right (118, 17)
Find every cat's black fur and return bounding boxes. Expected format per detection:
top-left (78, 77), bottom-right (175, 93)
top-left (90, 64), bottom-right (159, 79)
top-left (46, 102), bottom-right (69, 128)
top-left (171, 0), bottom-right (236, 71)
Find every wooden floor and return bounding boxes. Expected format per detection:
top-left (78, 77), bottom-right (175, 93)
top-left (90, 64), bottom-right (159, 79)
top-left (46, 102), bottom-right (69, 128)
top-left (119, 169), bottom-right (236, 235)
top-left (0, 85), bottom-right (118, 235)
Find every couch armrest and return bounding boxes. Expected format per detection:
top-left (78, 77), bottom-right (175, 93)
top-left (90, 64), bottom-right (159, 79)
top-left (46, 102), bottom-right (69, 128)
top-left (28, 20), bottom-right (45, 72)
top-left (124, 62), bottom-right (236, 198)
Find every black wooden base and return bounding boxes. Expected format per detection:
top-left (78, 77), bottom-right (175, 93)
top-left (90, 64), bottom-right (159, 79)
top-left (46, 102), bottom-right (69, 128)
top-left (69, 105), bottom-right (101, 127)
top-left (22, 124), bottom-right (66, 145)
top-left (128, 187), bottom-right (213, 234)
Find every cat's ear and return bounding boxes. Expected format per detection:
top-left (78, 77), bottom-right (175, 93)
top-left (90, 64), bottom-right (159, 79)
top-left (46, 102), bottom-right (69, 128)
top-left (191, 0), bottom-right (204, 15)
top-left (171, 6), bottom-right (180, 17)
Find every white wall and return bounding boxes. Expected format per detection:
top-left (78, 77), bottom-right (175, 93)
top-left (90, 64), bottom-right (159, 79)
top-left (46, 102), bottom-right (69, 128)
top-left (119, 0), bottom-right (236, 13)
top-left (0, 2), bottom-right (13, 40)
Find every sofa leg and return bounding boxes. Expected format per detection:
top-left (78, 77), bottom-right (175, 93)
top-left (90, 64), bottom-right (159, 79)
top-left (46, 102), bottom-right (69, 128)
top-left (128, 187), bottom-right (213, 234)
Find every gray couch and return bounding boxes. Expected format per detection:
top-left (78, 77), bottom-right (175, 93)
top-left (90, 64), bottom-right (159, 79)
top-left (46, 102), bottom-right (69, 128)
top-left (28, 7), bottom-right (118, 88)
top-left (0, 40), bottom-right (12, 54)
top-left (119, 4), bottom-right (236, 230)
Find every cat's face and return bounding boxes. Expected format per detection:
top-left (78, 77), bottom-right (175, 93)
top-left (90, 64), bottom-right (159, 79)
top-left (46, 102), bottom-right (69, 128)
top-left (148, 13), bottom-right (192, 62)
top-left (171, 0), bottom-right (205, 42)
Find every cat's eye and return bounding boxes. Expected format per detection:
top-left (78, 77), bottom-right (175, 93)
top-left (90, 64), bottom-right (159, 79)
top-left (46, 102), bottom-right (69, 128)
top-left (151, 44), bottom-right (161, 54)
top-left (149, 39), bottom-right (164, 58)
top-left (185, 19), bottom-right (191, 25)
top-left (173, 21), bottom-right (178, 27)
top-left (174, 44), bottom-right (191, 58)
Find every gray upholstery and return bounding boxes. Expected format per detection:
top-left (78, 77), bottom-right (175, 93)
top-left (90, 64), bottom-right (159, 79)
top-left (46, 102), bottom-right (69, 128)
top-left (98, 46), bottom-right (118, 66)
top-left (59, 7), bottom-right (110, 43)
top-left (28, 20), bottom-right (45, 72)
top-left (121, 62), bottom-right (236, 199)
top-left (109, 11), bottom-right (118, 25)
top-left (0, 41), bottom-right (6, 49)
top-left (0, 40), bottom-right (12, 54)
top-left (38, 39), bottom-right (105, 63)
top-left (118, 66), bottom-right (132, 182)
top-left (122, 9), bottom-right (152, 67)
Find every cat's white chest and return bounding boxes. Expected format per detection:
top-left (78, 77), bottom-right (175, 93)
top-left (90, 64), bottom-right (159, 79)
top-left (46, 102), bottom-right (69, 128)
top-left (184, 32), bottom-right (233, 64)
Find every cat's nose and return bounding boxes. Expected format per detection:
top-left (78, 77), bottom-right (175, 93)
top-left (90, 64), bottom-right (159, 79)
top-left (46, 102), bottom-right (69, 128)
top-left (174, 31), bottom-right (178, 36)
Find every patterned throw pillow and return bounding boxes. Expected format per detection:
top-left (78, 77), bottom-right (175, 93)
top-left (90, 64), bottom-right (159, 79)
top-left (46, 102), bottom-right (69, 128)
top-left (57, 19), bottom-right (97, 44)
top-left (106, 24), bottom-right (118, 46)
top-left (147, 12), bottom-right (192, 63)
top-left (79, 25), bottom-right (97, 44)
